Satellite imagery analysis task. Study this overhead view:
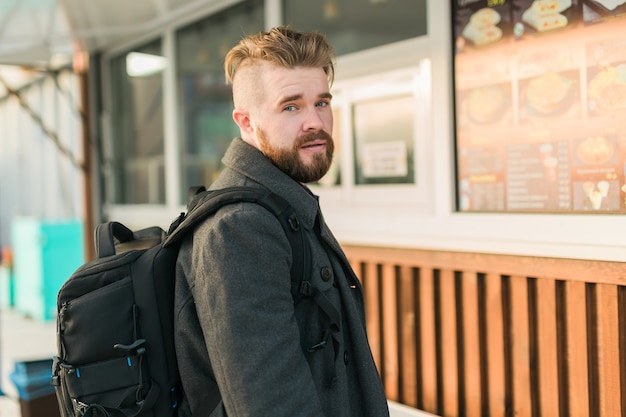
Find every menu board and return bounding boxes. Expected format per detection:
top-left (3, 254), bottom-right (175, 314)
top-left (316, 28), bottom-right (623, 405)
top-left (453, 0), bottom-right (626, 213)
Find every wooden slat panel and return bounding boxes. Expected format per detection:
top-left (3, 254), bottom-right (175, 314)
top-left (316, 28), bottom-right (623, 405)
top-left (399, 265), bottom-right (418, 407)
top-left (419, 267), bottom-right (438, 414)
top-left (565, 281), bottom-right (589, 417)
top-left (595, 284), bottom-right (621, 417)
top-left (343, 245), bottom-right (626, 286)
top-left (485, 273), bottom-right (505, 417)
top-left (382, 263), bottom-right (399, 401)
top-left (440, 269), bottom-right (459, 417)
top-left (363, 262), bottom-right (382, 373)
top-left (461, 272), bottom-right (481, 417)
top-left (510, 275), bottom-right (532, 417)
top-left (346, 245), bottom-right (626, 417)
top-left (536, 278), bottom-right (559, 416)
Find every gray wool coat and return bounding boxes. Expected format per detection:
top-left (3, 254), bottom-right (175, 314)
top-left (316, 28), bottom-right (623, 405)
top-left (174, 138), bottom-right (390, 417)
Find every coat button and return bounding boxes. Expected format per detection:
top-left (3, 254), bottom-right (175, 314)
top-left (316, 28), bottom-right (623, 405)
top-left (320, 266), bottom-right (333, 282)
top-left (344, 350), bottom-right (349, 365)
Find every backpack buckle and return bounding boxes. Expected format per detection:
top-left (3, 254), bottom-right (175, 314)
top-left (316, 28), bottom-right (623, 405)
top-left (113, 339), bottom-right (147, 356)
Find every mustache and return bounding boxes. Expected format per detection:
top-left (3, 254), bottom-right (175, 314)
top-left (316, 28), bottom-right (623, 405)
top-left (296, 130), bottom-right (333, 147)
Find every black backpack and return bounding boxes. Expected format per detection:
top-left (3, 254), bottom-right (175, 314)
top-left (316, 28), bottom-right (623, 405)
top-left (51, 186), bottom-right (313, 417)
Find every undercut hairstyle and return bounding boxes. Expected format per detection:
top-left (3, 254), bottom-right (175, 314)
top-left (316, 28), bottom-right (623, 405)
top-left (224, 26), bottom-right (335, 87)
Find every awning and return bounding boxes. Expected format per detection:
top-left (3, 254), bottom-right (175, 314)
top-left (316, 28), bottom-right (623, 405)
top-left (0, 0), bottom-right (213, 96)
top-left (0, 0), bottom-right (206, 69)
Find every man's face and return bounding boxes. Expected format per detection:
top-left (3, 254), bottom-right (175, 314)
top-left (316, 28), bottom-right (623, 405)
top-left (245, 65), bottom-right (335, 183)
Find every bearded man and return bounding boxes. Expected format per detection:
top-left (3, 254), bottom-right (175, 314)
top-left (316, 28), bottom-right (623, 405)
top-left (174, 26), bottom-right (390, 417)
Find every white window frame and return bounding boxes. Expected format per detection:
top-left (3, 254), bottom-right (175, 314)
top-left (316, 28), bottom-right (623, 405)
top-left (313, 62), bottom-right (433, 210)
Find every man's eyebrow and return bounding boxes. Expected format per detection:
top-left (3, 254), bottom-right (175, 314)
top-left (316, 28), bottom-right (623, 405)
top-left (279, 94), bottom-right (303, 105)
top-left (279, 92), bottom-right (333, 106)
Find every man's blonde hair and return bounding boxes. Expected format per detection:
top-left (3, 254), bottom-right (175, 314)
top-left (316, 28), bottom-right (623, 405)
top-left (224, 26), bottom-right (335, 86)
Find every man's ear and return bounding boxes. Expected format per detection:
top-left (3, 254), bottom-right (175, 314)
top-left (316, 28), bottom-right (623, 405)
top-left (233, 108), bottom-right (261, 149)
top-left (233, 108), bottom-right (252, 134)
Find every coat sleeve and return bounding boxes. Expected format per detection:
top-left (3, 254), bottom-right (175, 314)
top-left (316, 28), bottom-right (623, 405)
top-left (189, 202), bottom-right (325, 417)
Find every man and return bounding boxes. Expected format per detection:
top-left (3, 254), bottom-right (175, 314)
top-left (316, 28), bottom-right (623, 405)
top-left (174, 26), bottom-right (390, 417)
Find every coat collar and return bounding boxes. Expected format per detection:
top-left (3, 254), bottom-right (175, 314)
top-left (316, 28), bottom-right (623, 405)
top-left (219, 138), bottom-right (320, 231)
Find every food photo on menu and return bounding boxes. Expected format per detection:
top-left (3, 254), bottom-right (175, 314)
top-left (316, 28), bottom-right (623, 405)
top-left (589, 0), bottom-right (626, 9)
top-left (518, 69), bottom-right (581, 123)
top-left (457, 82), bottom-right (513, 126)
top-left (462, 7), bottom-right (503, 46)
top-left (512, 0), bottom-right (579, 37)
top-left (582, 0), bottom-right (626, 22)
top-left (587, 62), bottom-right (626, 115)
top-left (453, 1), bottom-right (512, 52)
top-left (571, 135), bottom-right (621, 211)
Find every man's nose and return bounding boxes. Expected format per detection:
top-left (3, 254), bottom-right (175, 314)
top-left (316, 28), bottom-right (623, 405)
top-left (303, 107), bottom-right (325, 131)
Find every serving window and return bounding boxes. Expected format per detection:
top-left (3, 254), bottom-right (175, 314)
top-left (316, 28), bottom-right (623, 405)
top-left (314, 63), bottom-right (432, 206)
top-left (353, 94), bottom-right (415, 185)
top-left (452, 0), bottom-right (626, 213)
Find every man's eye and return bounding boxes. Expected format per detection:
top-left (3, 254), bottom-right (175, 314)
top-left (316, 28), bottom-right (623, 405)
top-left (316, 101), bottom-right (330, 108)
top-left (284, 105), bottom-right (297, 112)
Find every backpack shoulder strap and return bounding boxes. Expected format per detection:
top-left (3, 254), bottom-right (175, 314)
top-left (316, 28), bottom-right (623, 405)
top-left (168, 186), bottom-right (340, 386)
top-left (163, 186), bottom-right (311, 299)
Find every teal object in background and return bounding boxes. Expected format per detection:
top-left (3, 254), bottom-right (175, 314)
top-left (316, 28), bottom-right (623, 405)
top-left (11, 218), bottom-right (84, 321)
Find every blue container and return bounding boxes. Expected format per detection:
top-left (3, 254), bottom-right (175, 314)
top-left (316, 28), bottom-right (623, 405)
top-left (11, 218), bottom-right (84, 321)
top-left (9, 358), bottom-right (55, 401)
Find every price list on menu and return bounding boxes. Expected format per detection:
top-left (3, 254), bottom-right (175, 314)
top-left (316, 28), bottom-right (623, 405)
top-left (452, 0), bottom-right (626, 213)
top-left (505, 141), bottom-right (571, 210)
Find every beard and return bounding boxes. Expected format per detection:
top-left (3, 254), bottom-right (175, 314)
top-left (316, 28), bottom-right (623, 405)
top-left (257, 128), bottom-right (335, 183)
